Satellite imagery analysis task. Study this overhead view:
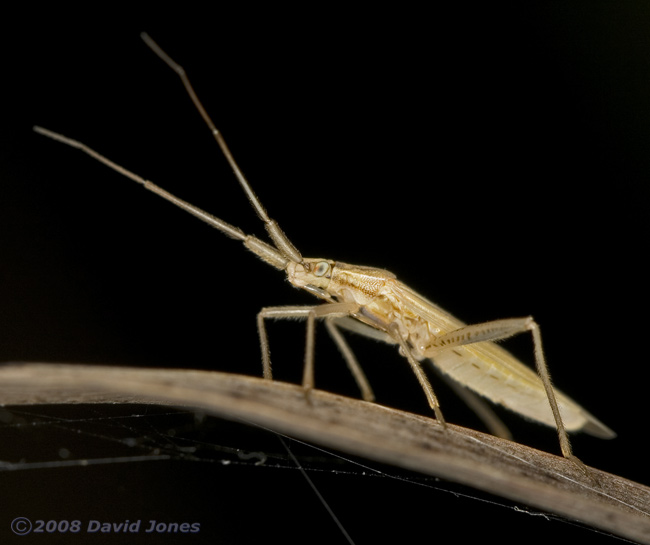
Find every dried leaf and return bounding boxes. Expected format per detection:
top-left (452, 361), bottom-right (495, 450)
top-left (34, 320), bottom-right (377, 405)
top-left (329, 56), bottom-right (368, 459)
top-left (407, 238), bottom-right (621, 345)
top-left (0, 362), bottom-right (648, 543)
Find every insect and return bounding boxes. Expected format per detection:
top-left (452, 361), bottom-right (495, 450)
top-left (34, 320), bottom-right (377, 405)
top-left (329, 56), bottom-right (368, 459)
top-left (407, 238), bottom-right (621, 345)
top-left (34, 33), bottom-right (615, 466)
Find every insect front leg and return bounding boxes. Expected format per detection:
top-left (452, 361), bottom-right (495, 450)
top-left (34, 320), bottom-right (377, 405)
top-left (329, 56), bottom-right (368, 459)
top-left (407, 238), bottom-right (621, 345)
top-left (427, 316), bottom-right (575, 460)
top-left (257, 303), bottom-right (364, 397)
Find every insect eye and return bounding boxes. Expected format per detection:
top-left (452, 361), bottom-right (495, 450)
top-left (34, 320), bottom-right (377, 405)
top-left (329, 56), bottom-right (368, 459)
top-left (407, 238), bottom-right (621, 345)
top-left (313, 261), bottom-right (330, 277)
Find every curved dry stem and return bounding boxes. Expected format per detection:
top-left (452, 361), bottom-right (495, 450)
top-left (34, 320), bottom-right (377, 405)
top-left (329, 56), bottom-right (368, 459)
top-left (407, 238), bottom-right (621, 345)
top-left (0, 362), bottom-right (648, 543)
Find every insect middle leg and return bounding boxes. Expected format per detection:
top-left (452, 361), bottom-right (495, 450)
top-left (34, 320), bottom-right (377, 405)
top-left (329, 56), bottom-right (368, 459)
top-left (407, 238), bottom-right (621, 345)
top-left (257, 303), bottom-right (374, 401)
top-left (387, 323), bottom-right (447, 426)
top-left (333, 316), bottom-right (510, 437)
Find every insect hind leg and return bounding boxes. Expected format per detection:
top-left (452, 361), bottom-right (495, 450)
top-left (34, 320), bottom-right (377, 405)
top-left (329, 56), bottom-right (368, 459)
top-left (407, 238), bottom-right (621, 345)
top-left (428, 317), bottom-right (576, 461)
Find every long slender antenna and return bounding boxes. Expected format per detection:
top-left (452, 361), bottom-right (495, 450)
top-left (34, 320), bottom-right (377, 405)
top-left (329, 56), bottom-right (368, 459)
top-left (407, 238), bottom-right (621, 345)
top-left (32, 126), bottom-right (290, 271)
top-left (140, 32), bottom-right (303, 264)
top-left (32, 128), bottom-right (244, 239)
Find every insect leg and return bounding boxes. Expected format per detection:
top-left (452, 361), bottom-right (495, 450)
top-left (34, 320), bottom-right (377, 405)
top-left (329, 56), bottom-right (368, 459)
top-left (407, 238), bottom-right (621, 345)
top-left (332, 316), bottom-right (397, 345)
top-left (428, 317), bottom-right (534, 349)
top-left (428, 317), bottom-right (575, 460)
top-left (388, 323), bottom-right (446, 426)
top-left (333, 317), bottom-right (511, 437)
top-left (257, 303), bottom-right (359, 395)
top-left (324, 320), bottom-right (375, 402)
top-left (434, 372), bottom-right (513, 439)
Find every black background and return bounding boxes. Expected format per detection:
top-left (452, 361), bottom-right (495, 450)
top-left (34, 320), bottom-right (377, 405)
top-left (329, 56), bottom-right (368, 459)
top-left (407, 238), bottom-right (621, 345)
top-left (2, 4), bottom-right (650, 543)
